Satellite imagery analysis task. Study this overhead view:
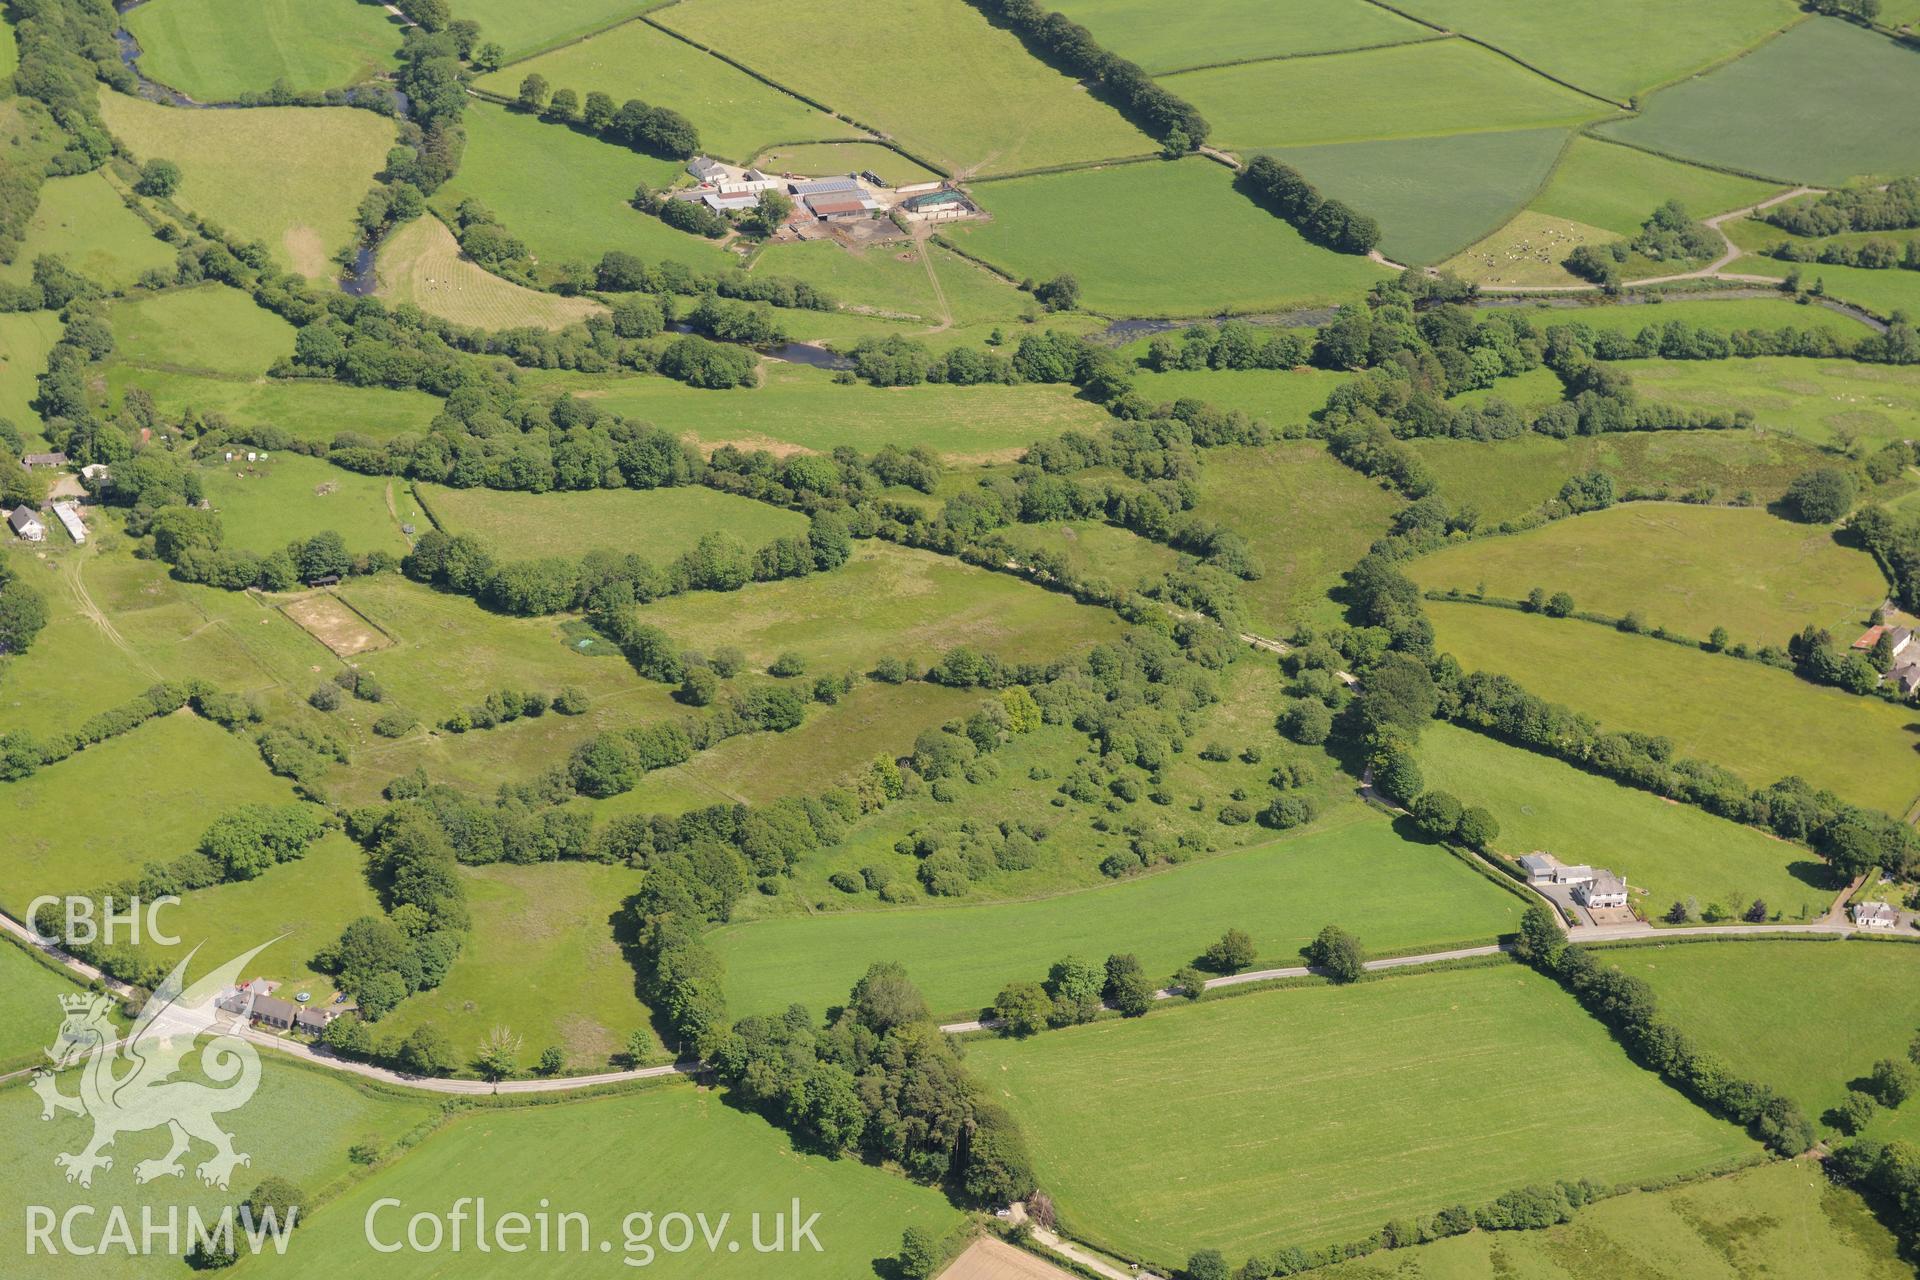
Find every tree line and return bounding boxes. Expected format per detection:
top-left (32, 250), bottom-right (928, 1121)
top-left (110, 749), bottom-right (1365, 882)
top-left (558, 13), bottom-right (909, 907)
top-left (1238, 157), bottom-right (1381, 256)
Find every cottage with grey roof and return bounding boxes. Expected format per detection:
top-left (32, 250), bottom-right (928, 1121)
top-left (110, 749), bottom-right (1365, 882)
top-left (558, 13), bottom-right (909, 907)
top-left (8, 505), bottom-right (44, 542)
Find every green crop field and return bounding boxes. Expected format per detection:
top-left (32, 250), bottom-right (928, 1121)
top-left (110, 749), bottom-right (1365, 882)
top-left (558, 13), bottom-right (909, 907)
top-left (1620, 356), bottom-right (1920, 452)
top-left (1191, 440), bottom-right (1405, 632)
top-left (476, 19), bottom-right (838, 162)
top-left (1622, 939), bottom-right (1920, 1133)
top-left (454, 0), bottom-right (655, 59)
top-left (432, 103), bottom-right (734, 274)
top-left (1415, 722), bottom-right (1835, 922)
top-left (103, 365), bottom-right (443, 444)
top-left (0, 944), bottom-right (88, 1073)
top-left (711, 813), bottom-right (1527, 1021)
top-left (950, 159), bottom-right (1390, 316)
top-left (0, 171), bottom-right (173, 291)
top-left (970, 965), bottom-right (1753, 1264)
top-left (375, 214), bottom-right (608, 330)
top-left (201, 453), bottom-right (414, 557)
top-left (1052, 0), bottom-right (1430, 73)
top-left (98, 91), bottom-right (395, 277)
top-left (1388, 0), bottom-right (1799, 103)
top-left (748, 238), bottom-right (1027, 329)
top-left (748, 140), bottom-right (940, 187)
top-left (124, 0), bottom-right (402, 102)
top-left (1597, 19), bottom-right (1920, 185)
top-left (1305, 1159), bottom-right (1907, 1279)
top-left (1163, 39), bottom-right (1603, 150)
top-left (1256, 127), bottom-right (1570, 266)
top-left (657, 0), bottom-right (1154, 175)
top-left (109, 283), bottom-right (296, 376)
top-left (1410, 503), bottom-right (1888, 649)
top-left (1425, 600), bottom-right (1920, 816)
top-left (246, 1084), bottom-right (965, 1279)
top-left (417, 481), bottom-right (806, 561)
top-left (0, 1059), bottom-right (440, 1280)
top-left (1529, 136), bottom-right (1780, 236)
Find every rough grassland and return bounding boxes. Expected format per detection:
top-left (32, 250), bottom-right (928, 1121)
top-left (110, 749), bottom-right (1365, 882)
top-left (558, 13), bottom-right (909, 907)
top-left (1191, 441), bottom-right (1404, 632)
top-left (1256, 127), bottom-right (1569, 267)
top-left (1620, 356), bottom-right (1920, 453)
top-left (110, 284), bottom-right (295, 376)
top-left (1597, 19), bottom-right (1920, 185)
top-left (1162, 39), bottom-right (1602, 149)
top-left (97, 91), bottom-right (394, 276)
top-left (1410, 503), bottom-right (1888, 649)
top-left (971, 966), bottom-right (1753, 1262)
top-left (0, 311), bottom-right (62, 443)
top-left (251, 1084), bottom-right (965, 1279)
top-left (0, 171), bottom-right (173, 291)
top-left (1388, 0), bottom-right (1799, 102)
top-left (659, 0), bottom-right (1154, 175)
top-left (998, 520), bottom-right (1184, 592)
top-left (1529, 136), bottom-right (1780, 236)
top-left (749, 140), bottom-right (940, 186)
top-left (711, 814), bottom-right (1527, 1021)
top-left (1415, 722), bottom-right (1833, 922)
top-left (1730, 248), bottom-right (1920, 328)
top-left (476, 18), bottom-right (838, 162)
top-left (950, 159), bottom-right (1390, 317)
top-left (378, 861), bottom-right (655, 1067)
top-left (1622, 939), bottom-right (1920, 1133)
top-left (433, 103), bottom-right (733, 273)
top-left (1425, 600), bottom-right (1920, 816)
top-left (123, 0), bottom-right (401, 101)
top-left (0, 944), bottom-right (86, 1073)
top-left (0, 1061), bottom-right (439, 1280)
top-left (375, 215), bottom-right (607, 330)
top-left (453, 0), bottom-right (655, 59)
top-left (104, 365), bottom-right (442, 443)
top-left (1053, 0), bottom-right (1428, 73)
top-left (416, 481), bottom-right (806, 561)
top-left (201, 453), bottom-right (412, 557)
top-left (633, 540), bottom-right (1123, 671)
top-left (1542, 296), bottom-right (1874, 339)
top-left (1306, 1159), bottom-right (1907, 1280)
top-left (1408, 427), bottom-right (1835, 525)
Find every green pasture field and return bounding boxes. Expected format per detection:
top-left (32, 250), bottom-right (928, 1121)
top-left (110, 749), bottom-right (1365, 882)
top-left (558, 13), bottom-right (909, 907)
top-left (0, 944), bottom-right (87, 1074)
top-left (949, 159), bottom-right (1390, 317)
top-left (1408, 426), bottom-right (1836, 525)
top-left (711, 812), bottom-right (1528, 1022)
top-left (1256, 127), bottom-right (1570, 266)
top-left (0, 1059), bottom-right (441, 1280)
top-left (1304, 1159), bottom-right (1907, 1280)
top-left (432, 103), bottom-right (733, 275)
top-left (375, 215), bottom-right (608, 331)
top-left (250, 1084), bottom-right (965, 1279)
top-left (1448, 364), bottom-right (1565, 411)
top-left (200, 453), bottom-right (412, 557)
top-left (378, 860), bottom-right (654, 1068)
top-left (1441, 207), bottom-right (1617, 288)
top-left (103, 365), bottom-right (443, 444)
top-left (1529, 136), bottom-right (1780, 236)
top-left (0, 310), bottom-right (62, 444)
top-left (453, 0), bottom-right (654, 59)
top-left (1596, 19), bottom-right (1920, 185)
top-left (1052, 0), bottom-right (1429, 74)
top-left (0, 12), bottom-right (14, 80)
top-left (0, 171), bottom-right (173, 291)
top-left (417, 481), bottom-right (806, 562)
top-left (1729, 248), bottom-right (1920, 326)
top-left (1409, 502), bottom-right (1888, 650)
top-left (1621, 938), bottom-right (1920, 1134)
top-left (747, 238), bottom-right (1028, 329)
top-left (1126, 365), bottom-right (1348, 430)
top-left (1425, 600), bottom-right (1920, 816)
top-left (657, 0), bottom-right (1154, 176)
top-left (546, 362), bottom-right (1113, 461)
top-left (1162, 39), bottom-right (1602, 150)
top-left (1619, 356), bottom-right (1920, 452)
top-left (1388, 0), bottom-right (1799, 103)
top-left (1191, 440), bottom-right (1405, 632)
top-left (970, 965), bottom-right (1753, 1263)
top-left (123, 0), bottom-right (402, 102)
top-left (1529, 295), bottom-right (1874, 339)
top-left (475, 18), bottom-right (837, 162)
top-left (1415, 722), bottom-right (1834, 922)
top-left (98, 91), bottom-right (395, 277)
top-left (749, 140), bottom-right (940, 186)
top-left (0, 712), bottom-right (309, 913)
top-left (109, 284), bottom-right (295, 376)
top-left (997, 519), bottom-right (1184, 592)
top-left (633, 540), bottom-right (1123, 671)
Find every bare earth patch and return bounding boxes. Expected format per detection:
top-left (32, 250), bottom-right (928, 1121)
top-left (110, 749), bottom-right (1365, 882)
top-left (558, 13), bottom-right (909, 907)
top-left (281, 590), bottom-right (392, 657)
top-left (938, 1238), bottom-right (1077, 1280)
top-left (282, 225), bottom-right (328, 279)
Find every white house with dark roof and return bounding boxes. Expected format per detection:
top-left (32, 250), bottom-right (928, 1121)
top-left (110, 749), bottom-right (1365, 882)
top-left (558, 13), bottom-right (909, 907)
top-left (686, 156), bottom-right (727, 183)
top-left (8, 505), bottom-right (44, 542)
top-left (1854, 901), bottom-right (1900, 930)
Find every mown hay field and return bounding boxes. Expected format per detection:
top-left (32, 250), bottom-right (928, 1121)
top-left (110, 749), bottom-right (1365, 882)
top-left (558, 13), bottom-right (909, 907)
top-left (98, 91), bottom-right (395, 277)
top-left (710, 813), bottom-right (1527, 1021)
top-left (374, 214), bottom-right (608, 331)
top-left (1055, 0), bottom-right (1430, 73)
top-left (656, 0), bottom-right (1154, 175)
top-left (1425, 599), bottom-right (1920, 816)
top-left (1528, 136), bottom-right (1781, 236)
top-left (123, 0), bottom-right (402, 101)
top-left (1409, 502), bottom-right (1888, 649)
top-left (1596, 18), bottom-right (1920, 185)
top-left (949, 158), bottom-right (1390, 316)
top-left (0, 171), bottom-right (173, 291)
top-left (415, 481), bottom-right (807, 561)
top-left (970, 965), bottom-right (1754, 1263)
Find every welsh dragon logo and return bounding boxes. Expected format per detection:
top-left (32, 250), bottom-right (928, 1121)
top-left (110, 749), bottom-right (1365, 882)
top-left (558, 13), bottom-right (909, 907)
top-left (31, 940), bottom-right (278, 1190)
